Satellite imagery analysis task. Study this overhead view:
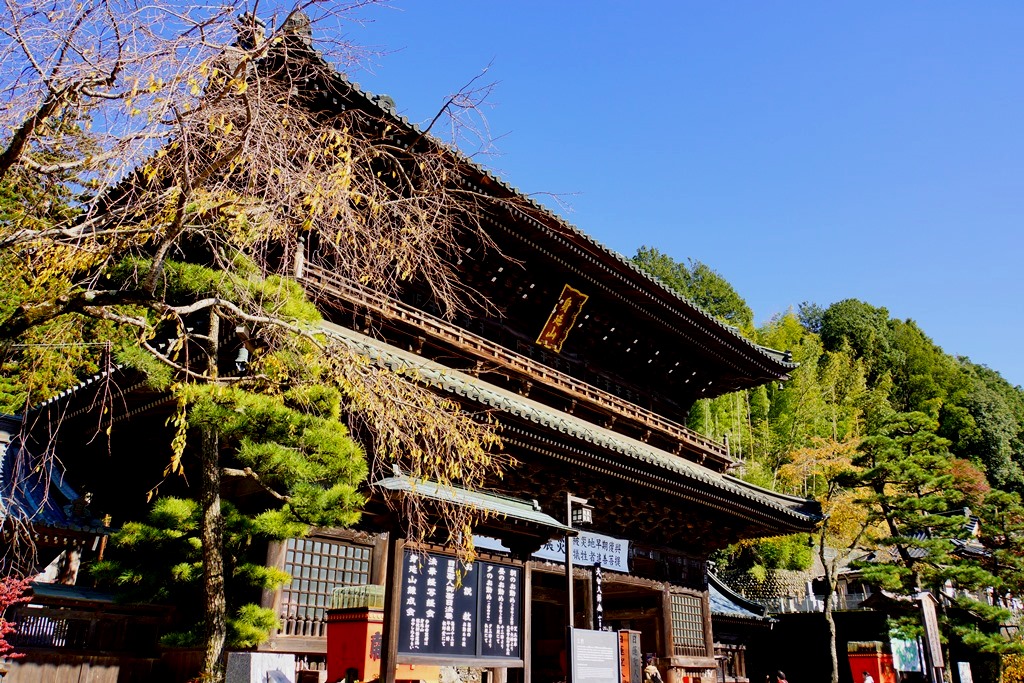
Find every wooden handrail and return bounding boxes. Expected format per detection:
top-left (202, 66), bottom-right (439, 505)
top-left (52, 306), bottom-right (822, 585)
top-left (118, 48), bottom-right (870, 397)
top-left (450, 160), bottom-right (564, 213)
top-left (301, 265), bottom-right (730, 464)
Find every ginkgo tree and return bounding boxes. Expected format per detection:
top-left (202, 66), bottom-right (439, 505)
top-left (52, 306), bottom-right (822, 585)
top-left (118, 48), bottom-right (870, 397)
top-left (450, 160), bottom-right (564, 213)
top-left (780, 437), bottom-right (868, 683)
top-left (0, 2), bottom-right (518, 680)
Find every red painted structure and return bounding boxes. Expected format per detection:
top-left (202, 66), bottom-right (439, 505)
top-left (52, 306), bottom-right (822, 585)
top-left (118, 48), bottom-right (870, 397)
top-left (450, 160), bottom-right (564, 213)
top-left (326, 607), bottom-right (439, 683)
top-left (848, 642), bottom-right (898, 683)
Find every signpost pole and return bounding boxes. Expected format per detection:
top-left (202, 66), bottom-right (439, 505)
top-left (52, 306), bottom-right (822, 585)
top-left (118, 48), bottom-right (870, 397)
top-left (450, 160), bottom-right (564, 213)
top-left (566, 494), bottom-right (576, 630)
top-left (380, 532), bottom-right (404, 683)
top-left (566, 494), bottom-right (575, 683)
top-left (565, 493), bottom-right (592, 683)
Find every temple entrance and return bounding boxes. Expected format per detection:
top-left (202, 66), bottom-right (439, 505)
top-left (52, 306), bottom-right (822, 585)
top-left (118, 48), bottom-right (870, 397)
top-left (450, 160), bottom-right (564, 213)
top-left (529, 567), bottom-right (666, 683)
top-left (530, 570), bottom-right (570, 683)
top-left (602, 579), bottom-right (664, 662)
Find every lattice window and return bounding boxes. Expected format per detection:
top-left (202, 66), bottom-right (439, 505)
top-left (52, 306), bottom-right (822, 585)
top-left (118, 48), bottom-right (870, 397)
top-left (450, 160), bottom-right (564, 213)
top-left (670, 592), bottom-right (708, 657)
top-left (278, 537), bottom-right (372, 637)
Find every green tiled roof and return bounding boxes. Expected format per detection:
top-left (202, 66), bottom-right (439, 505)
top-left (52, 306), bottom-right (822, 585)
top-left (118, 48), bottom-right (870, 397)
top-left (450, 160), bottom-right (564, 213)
top-left (371, 473), bottom-right (574, 534)
top-left (322, 322), bottom-right (820, 530)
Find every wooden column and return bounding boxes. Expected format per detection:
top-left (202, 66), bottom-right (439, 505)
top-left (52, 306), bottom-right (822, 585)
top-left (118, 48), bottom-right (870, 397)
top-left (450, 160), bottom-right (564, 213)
top-left (582, 570), bottom-right (594, 630)
top-left (261, 540), bottom-right (287, 626)
top-left (701, 590), bottom-right (714, 668)
top-left (524, 561), bottom-right (534, 683)
top-left (379, 531), bottom-right (405, 683)
top-left (370, 534), bottom-right (389, 585)
top-left (660, 586), bottom-right (678, 683)
top-left (660, 586), bottom-right (674, 657)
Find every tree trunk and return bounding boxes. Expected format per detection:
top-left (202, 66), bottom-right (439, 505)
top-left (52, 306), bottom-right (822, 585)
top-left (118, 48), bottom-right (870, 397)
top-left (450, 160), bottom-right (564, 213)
top-left (820, 533), bottom-right (840, 683)
top-left (201, 310), bottom-right (227, 682)
top-left (201, 424), bottom-right (226, 681)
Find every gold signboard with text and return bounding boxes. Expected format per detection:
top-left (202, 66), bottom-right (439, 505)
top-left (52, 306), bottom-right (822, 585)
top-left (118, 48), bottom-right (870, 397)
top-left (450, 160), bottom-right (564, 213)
top-left (536, 284), bottom-right (588, 353)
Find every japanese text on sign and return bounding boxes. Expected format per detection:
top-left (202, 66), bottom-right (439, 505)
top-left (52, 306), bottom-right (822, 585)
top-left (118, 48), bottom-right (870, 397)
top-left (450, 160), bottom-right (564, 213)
top-left (398, 551), bottom-right (522, 660)
top-left (534, 531), bottom-right (629, 572)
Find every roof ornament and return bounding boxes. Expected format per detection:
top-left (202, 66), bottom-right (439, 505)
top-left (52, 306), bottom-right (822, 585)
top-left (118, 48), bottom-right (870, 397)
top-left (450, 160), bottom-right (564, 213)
top-left (64, 492), bottom-right (93, 521)
top-left (235, 12), bottom-right (266, 51)
top-left (373, 94), bottom-right (397, 114)
top-left (281, 9), bottom-right (313, 47)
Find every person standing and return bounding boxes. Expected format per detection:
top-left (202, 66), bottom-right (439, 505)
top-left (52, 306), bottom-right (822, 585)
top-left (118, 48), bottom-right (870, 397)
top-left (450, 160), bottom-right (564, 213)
top-left (863, 671), bottom-right (876, 683)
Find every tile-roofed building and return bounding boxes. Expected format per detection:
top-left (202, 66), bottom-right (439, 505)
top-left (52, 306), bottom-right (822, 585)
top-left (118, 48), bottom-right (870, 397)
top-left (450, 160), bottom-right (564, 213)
top-left (0, 15), bottom-right (823, 683)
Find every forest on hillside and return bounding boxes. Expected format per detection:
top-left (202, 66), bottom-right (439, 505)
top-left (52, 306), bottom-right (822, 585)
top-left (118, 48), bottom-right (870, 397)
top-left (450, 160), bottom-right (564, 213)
top-left (634, 246), bottom-right (1024, 495)
top-left (633, 246), bottom-right (1024, 662)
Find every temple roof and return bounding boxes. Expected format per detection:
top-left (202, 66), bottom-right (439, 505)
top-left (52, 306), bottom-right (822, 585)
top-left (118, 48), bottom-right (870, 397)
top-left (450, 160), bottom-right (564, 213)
top-left (371, 472), bottom-right (575, 537)
top-left (322, 321), bottom-right (821, 533)
top-left (708, 572), bottom-right (773, 622)
top-left (279, 35), bottom-right (796, 387)
top-left (0, 414), bottom-right (108, 536)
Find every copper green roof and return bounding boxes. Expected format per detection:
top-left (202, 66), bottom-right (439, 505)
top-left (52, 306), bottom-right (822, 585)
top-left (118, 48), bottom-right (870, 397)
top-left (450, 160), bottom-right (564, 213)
top-left (322, 322), bottom-right (821, 532)
top-left (371, 473), bottom-right (575, 535)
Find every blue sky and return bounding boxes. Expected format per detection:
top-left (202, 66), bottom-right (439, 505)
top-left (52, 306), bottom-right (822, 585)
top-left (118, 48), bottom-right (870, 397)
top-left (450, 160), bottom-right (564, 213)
top-left (334, 2), bottom-right (1024, 386)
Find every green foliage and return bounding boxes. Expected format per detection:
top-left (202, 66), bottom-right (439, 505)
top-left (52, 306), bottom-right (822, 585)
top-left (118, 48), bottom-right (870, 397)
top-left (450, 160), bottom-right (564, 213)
top-left (848, 411), bottom-right (1024, 654)
top-left (0, 311), bottom-right (126, 413)
top-left (115, 343), bottom-right (174, 391)
top-left (976, 489), bottom-right (1024, 598)
top-left (632, 246), bottom-right (754, 331)
top-left (941, 361), bottom-right (1024, 492)
top-left (229, 605), bottom-right (281, 649)
top-left (819, 299), bottom-right (896, 385)
top-left (0, 248), bottom-right (132, 411)
top-left (758, 534), bottom-right (814, 570)
top-left (713, 533), bottom-right (814, 582)
top-left (179, 384), bottom-right (368, 529)
top-left (628, 248), bottom-right (1024, 663)
top-left (0, 167), bottom-right (77, 231)
top-left (90, 496), bottom-right (295, 648)
top-left (104, 257), bottom-right (323, 326)
top-left (797, 301), bottom-right (824, 334)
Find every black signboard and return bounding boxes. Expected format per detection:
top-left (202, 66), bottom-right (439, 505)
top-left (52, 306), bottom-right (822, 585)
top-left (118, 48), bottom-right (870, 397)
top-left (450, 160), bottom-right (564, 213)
top-left (480, 562), bottom-right (520, 657)
top-left (398, 550), bottom-right (522, 660)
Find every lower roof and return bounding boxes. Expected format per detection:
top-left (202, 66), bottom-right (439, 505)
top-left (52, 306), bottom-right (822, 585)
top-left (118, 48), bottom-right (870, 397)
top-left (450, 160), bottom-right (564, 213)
top-left (322, 322), bottom-right (821, 533)
top-left (0, 415), bottom-right (108, 536)
top-left (708, 572), bottom-right (772, 622)
top-left (371, 472), bottom-right (575, 537)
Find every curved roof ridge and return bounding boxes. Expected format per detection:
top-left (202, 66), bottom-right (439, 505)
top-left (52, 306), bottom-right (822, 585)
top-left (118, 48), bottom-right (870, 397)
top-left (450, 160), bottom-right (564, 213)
top-left (31, 367), bottom-right (118, 411)
top-left (320, 321), bottom-right (820, 528)
top-left (303, 47), bottom-right (796, 373)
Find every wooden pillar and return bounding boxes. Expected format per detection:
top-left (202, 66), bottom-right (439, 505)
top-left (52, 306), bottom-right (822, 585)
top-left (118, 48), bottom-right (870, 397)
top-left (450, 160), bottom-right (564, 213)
top-left (262, 540), bottom-right (287, 625)
top-left (582, 570), bottom-right (594, 630)
top-left (660, 587), bottom-right (678, 683)
top-left (701, 590), bottom-right (714, 669)
top-left (379, 532), bottom-right (405, 683)
top-left (660, 586), bottom-right (674, 657)
top-left (524, 561), bottom-right (534, 683)
top-left (370, 534), bottom-right (389, 585)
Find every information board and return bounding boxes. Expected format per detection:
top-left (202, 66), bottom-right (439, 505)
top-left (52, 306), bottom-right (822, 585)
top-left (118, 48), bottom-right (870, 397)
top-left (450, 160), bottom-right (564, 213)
top-left (570, 628), bottom-right (620, 683)
top-left (398, 550), bottom-right (522, 660)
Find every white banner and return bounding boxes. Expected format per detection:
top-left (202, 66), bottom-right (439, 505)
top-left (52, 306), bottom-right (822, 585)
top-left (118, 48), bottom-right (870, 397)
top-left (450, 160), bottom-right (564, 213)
top-left (535, 532), bottom-right (629, 572)
top-left (474, 532), bottom-right (630, 572)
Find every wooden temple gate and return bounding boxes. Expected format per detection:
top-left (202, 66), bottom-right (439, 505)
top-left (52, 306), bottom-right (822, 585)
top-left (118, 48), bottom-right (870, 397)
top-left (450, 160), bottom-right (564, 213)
top-left (1, 19), bottom-right (822, 683)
